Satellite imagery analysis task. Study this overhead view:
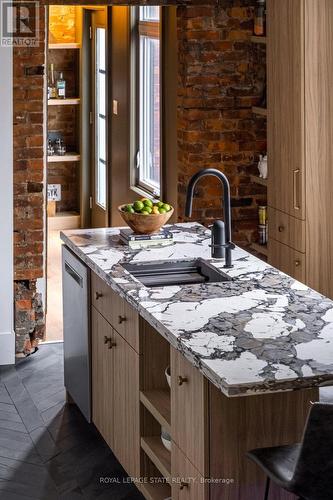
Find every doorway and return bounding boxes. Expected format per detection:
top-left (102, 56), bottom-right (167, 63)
top-left (45, 5), bottom-right (108, 342)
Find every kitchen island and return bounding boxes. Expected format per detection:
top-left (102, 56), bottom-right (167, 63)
top-left (61, 223), bottom-right (333, 500)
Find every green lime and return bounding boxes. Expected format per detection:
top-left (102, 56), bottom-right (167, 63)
top-left (127, 207), bottom-right (135, 214)
top-left (143, 199), bottom-right (153, 208)
top-left (124, 204), bottom-right (133, 212)
top-left (141, 210), bottom-right (150, 215)
top-left (162, 203), bottom-right (171, 212)
top-left (133, 200), bottom-right (144, 212)
top-left (157, 201), bottom-right (164, 208)
top-left (144, 206), bottom-right (152, 214)
top-left (158, 208), bottom-right (167, 214)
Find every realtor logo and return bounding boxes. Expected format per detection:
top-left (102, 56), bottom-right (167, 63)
top-left (1, 1), bottom-right (39, 46)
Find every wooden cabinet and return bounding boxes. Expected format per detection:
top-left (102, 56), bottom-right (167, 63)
top-left (172, 443), bottom-right (208, 500)
top-left (113, 328), bottom-right (140, 479)
top-left (91, 276), bottom-right (140, 479)
top-left (92, 272), bottom-right (140, 352)
top-left (171, 347), bottom-right (209, 477)
top-left (267, 0), bottom-right (333, 297)
top-left (268, 208), bottom-right (305, 253)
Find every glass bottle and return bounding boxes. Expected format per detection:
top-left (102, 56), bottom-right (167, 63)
top-left (56, 72), bottom-right (66, 99)
top-left (254, 0), bottom-right (266, 36)
top-left (48, 64), bottom-right (57, 99)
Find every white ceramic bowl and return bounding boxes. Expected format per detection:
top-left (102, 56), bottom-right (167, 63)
top-left (165, 365), bottom-right (171, 388)
top-left (161, 428), bottom-right (171, 452)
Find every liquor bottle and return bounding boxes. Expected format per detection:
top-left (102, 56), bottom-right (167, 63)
top-left (48, 64), bottom-right (57, 99)
top-left (254, 0), bottom-right (266, 36)
top-left (56, 72), bottom-right (66, 99)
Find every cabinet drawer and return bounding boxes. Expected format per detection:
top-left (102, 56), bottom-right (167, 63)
top-left (172, 443), bottom-right (209, 500)
top-left (91, 272), bottom-right (139, 352)
top-left (268, 239), bottom-right (305, 282)
top-left (268, 207), bottom-right (305, 252)
top-left (171, 347), bottom-right (209, 476)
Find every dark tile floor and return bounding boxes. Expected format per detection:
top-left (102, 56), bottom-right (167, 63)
top-left (0, 343), bottom-right (144, 500)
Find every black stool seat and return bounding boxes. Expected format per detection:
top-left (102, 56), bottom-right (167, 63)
top-left (247, 443), bottom-right (301, 489)
top-left (246, 402), bottom-right (333, 500)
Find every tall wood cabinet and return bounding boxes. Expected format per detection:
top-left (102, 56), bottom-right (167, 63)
top-left (267, 0), bottom-right (333, 297)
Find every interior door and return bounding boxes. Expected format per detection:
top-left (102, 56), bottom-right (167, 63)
top-left (91, 9), bottom-right (109, 227)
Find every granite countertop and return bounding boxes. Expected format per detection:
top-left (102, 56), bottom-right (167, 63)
top-left (61, 223), bottom-right (333, 397)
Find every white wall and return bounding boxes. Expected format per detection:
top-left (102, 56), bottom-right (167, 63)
top-left (0, 35), bottom-right (14, 364)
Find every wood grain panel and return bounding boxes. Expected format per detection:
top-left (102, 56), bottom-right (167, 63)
top-left (304, 0), bottom-right (333, 298)
top-left (268, 239), bottom-right (306, 282)
top-left (171, 442), bottom-right (209, 500)
top-left (210, 384), bottom-right (318, 500)
top-left (91, 272), bottom-right (140, 352)
top-left (267, 0), bottom-right (305, 219)
top-left (140, 317), bottom-right (170, 391)
top-left (91, 306), bottom-right (114, 449)
top-left (113, 327), bottom-right (140, 479)
top-left (171, 347), bottom-right (209, 476)
top-left (268, 207), bottom-right (306, 253)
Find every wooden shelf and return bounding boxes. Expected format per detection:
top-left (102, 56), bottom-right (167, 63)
top-left (250, 175), bottom-right (267, 187)
top-left (140, 390), bottom-right (171, 435)
top-left (251, 36), bottom-right (267, 44)
top-left (141, 436), bottom-right (171, 480)
top-left (252, 106), bottom-right (267, 116)
top-left (48, 43), bottom-right (80, 49)
top-left (48, 153), bottom-right (80, 163)
top-left (139, 482), bottom-right (171, 500)
top-left (48, 98), bottom-right (80, 106)
top-left (48, 211), bottom-right (80, 231)
top-left (251, 242), bottom-right (268, 257)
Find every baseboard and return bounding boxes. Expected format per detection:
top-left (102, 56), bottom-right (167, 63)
top-left (0, 331), bottom-right (15, 365)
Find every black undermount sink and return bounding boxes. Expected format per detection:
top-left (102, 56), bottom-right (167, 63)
top-left (122, 259), bottom-right (232, 287)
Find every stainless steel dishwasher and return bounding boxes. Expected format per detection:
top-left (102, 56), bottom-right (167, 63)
top-left (62, 245), bottom-right (91, 422)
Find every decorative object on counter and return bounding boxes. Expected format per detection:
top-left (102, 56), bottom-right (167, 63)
top-left (119, 227), bottom-right (174, 249)
top-left (119, 200), bottom-right (174, 234)
top-left (258, 154), bottom-right (268, 179)
top-left (48, 63), bottom-right (57, 99)
top-left (185, 169), bottom-right (235, 266)
top-left (56, 71), bottom-right (66, 99)
top-left (254, 0), bottom-right (266, 36)
top-left (165, 366), bottom-right (171, 388)
top-left (161, 428), bottom-right (171, 452)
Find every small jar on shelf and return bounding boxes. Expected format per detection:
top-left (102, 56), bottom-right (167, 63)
top-left (254, 0), bottom-right (266, 37)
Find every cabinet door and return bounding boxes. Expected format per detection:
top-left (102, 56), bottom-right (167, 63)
top-left (172, 443), bottom-right (208, 500)
top-left (113, 328), bottom-right (140, 479)
top-left (268, 239), bottom-right (306, 282)
top-left (171, 347), bottom-right (209, 476)
top-left (92, 306), bottom-right (114, 449)
top-left (267, 0), bottom-right (305, 219)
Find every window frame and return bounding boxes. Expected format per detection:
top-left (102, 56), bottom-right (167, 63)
top-left (131, 6), bottom-right (162, 198)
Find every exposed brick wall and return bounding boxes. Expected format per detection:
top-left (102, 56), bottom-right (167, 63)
top-left (177, 2), bottom-right (267, 246)
top-left (13, 5), bottom-right (46, 354)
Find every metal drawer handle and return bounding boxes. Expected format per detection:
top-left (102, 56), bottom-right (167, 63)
top-left (178, 375), bottom-right (188, 386)
top-left (118, 315), bottom-right (127, 324)
top-left (104, 336), bottom-right (116, 349)
top-left (95, 291), bottom-right (103, 300)
top-left (278, 225), bottom-right (285, 233)
top-left (180, 481), bottom-right (189, 490)
top-left (293, 169), bottom-right (301, 210)
top-left (295, 260), bottom-right (301, 267)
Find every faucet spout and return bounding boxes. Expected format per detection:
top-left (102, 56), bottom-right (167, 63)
top-left (185, 168), bottom-right (234, 267)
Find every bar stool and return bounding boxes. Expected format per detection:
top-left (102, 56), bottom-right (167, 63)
top-left (246, 402), bottom-right (333, 500)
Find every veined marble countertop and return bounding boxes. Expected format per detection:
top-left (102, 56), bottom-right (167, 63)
top-left (61, 223), bottom-right (333, 397)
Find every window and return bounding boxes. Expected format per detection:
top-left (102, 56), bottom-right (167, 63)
top-left (95, 27), bottom-right (107, 209)
top-left (135, 6), bottom-right (161, 196)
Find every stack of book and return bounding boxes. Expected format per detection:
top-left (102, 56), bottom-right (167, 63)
top-left (119, 228), bottom-right (174, 250)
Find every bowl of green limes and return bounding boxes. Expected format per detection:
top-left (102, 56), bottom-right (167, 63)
top-left (118, 199), bottom-right (174, 234)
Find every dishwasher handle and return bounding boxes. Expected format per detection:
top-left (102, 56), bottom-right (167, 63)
top-left (65, 261), bottom-right (83, 288)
